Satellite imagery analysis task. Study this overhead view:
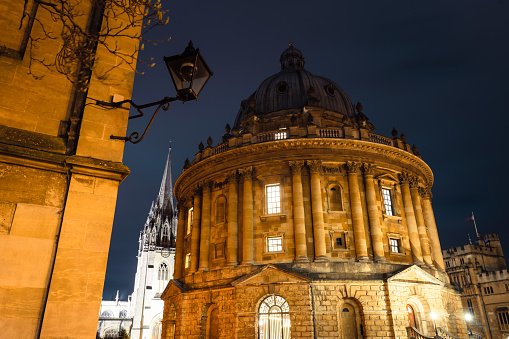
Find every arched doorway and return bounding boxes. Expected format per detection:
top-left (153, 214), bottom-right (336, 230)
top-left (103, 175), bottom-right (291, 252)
top-left (341, 304), bottom-right (358, 338)
top-left (209, 307), bottom-right (220, 339)
top-left (407, 304), bottom-right (417, 329)
top-left (338, 299), bottom-right (363, 339)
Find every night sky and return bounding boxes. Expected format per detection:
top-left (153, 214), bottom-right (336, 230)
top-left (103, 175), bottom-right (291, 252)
top-left (102, 1), bottom-right (509, 300)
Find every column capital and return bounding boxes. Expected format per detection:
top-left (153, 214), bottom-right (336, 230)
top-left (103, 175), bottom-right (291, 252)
top-left (239, 166), bottom-right (253, 178)
top-left (398, 172), bottom-right (411, 184)
top-left (191, 184), bottom-right (202, 197)
top-left (419, 186), bottom-right (433, 200)
top-left (345, 161), bottom-right (359, 174)
top-left (289, 160), bottom-right (305, 173)
top-left (226, 170), bottom-right (238, 181)
top-left (177, 199), bottom-right (186, 209)
top-left (362, 163), bottom-right (375, 176)
top-left (200, 180), bottom-right (213, 191)
top-left (409, 176), bottom-right (420, 189)
top-left (307, 160), bottom-right (322, 173)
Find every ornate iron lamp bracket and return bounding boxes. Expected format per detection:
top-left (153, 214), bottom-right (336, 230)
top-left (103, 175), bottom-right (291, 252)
top-left (93, 96), bottom-right (178, 144)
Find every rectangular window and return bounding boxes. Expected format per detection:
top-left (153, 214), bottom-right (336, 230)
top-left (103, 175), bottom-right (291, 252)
top-left (499, 311), bottom-right (509, 330)
top-left (467, 299), bottom-right (474, 316)
top-left (185, 253), bottom-right (191, 268)
top-left (390, 238), bottom-right (400, 253)
top-left (186, 207), bottom-right (193, 235)
top-left (382, 188), bottom-right (394, 216)
top-left (275, 131), bottom-right (287, 140)
top-left (267, 236), bottom-right (283, 252)
top-left (336, 238), bottom-right (342, 246)
top-left (506, 283), bottom-right (509, 292)
top-left (266, 184), bottom-right (281, 214)
top-left (484, 286), bottom-right (494, 294)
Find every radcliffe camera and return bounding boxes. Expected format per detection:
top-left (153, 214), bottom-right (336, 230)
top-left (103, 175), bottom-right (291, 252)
top-left (1, 2), bottom-right (508, 339)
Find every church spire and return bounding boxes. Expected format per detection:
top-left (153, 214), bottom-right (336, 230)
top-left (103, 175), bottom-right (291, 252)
top-left (157, 147), bottom-right (175, 213)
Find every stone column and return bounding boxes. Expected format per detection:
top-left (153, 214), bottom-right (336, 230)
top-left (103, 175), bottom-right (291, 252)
top-left (420, 187), bottom-right (445, 270)
top-left (362, 163), bottom-right (384, 261)
top-left (308, 160), bottom-right (327, 261)
top-left (410, 179), bottom-right (432, 266)
top-left (190, 186), bottom-right (202, 273)
top-left (198, 180), bottom-right (212, 271)
top-left (399, 173), bottom-right (423, 265)
top-left (347, 162), bottom-right (369, 261)
top-left (241, 167), bottom-right (254, 265)
top-left (227, 171), bottom-right (239, 266)
top-left (173, 201), bottom-right (186, 279)
top-left (290, 161), bottom-right (308, 261)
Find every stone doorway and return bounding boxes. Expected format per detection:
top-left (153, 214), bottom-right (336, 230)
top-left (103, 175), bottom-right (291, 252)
top-left (407, 304), bottom-right (417, 329)
top-left (341, 304), bottom-right (358, 339)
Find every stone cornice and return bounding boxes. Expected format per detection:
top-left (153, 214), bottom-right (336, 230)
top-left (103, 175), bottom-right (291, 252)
top-left (0, 142), bottom-right (130, 182)
top-left (175, 138), bottom-right (434, 199)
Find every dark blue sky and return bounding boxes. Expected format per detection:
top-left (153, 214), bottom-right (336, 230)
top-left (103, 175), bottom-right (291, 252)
top-left (102, 1), bottom-right (509, 300)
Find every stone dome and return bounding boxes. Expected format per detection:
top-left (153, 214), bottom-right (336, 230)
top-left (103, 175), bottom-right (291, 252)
top-left (234, 44), bottom-right (356, 128)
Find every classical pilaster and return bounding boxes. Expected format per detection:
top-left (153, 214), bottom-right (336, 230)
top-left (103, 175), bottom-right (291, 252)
top-left (227, 171), bottom-right (239, 266)
top-left (173, 201), bottom-right (186, 279)
top-left (420, 187), bottom-right (445, 270)
top-left (410, 178), bottom-right (432, 266)
top-left (308, 160), bottom-right (327, 261)
top-left (198, 180), bottom-right (212, 271)
top-left (190, 186), bottom-right (202, 273)
top-left (241, 167), bottom-right (254, 265)
top-left (399, 172), bottom-right (423, 265)
top-left (289, 161), bottom-right (308, 262)
top-left (362, 163), bottom-right (384, 261)
top-left (346, 161), bottom-right (369, 260)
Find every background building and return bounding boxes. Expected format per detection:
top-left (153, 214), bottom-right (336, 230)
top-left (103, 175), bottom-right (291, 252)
top-left (443, 233), bottom-right (509, 339)
top-left (161, 45), bottom-right (467, 339)
top-left (0, 1), bottom-right (140, 338)
top-left (97, 291), bottom-right (133, 338)
top-left (98, 149), bottom-right (177, 339)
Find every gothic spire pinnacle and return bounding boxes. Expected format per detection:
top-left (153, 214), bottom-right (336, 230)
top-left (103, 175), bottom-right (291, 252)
top-left (157, 147), bottom-right (175, 212)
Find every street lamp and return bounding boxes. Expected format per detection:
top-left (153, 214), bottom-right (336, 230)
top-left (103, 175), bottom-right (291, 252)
top-left (94, 41), bottom-right (213, 144)
top-left (464, 313), bottom-right (473, 337)
top-left (430, 312), bottom-right (438, 337)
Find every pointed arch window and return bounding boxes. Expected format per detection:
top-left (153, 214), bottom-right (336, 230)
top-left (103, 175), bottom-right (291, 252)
top-left (162, 225), bottom-right (169, 244)
top-left (158, 262), bottom-right (169, 292)
top-left (258, 295), bottom-right (291, 339)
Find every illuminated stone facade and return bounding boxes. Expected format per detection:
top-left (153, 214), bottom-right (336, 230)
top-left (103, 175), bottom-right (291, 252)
top-left (443, 233), bottom-right (509, 339)
top-left (0, 1), bottom-right (139, 338)
top-left (161, 46), bottom-right (468, 339)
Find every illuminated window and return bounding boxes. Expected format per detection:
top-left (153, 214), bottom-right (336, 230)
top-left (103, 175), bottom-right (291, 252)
top-left (266, 184), bottom-right (281, 214)
top-left (382, 188), bottom-right (394, 216)
top-left (390, 238), bottom-right (401, 253)
top-left (275, 131), bottom-right (287, 140)
top-left (258, 295), bottom-right (291, 339)
top-left (185, 253), bottom-right (191, 268)
top-left (267, 236), bottom-right (283, 252)
top-left (104, 329), bottom-right (118, 338)
top-left (186, 207), bottom-right (193, 235)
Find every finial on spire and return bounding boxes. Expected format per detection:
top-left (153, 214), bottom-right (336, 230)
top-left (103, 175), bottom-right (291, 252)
top-left (289, 41), bottom-right (293, 46)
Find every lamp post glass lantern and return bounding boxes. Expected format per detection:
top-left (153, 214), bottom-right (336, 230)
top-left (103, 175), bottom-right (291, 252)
top-left (164, 41), bottom-right (213, 102)
top-left (430, 312), bottom-right (438, 337)
top-left (97, 41), bottom-right (213, 144)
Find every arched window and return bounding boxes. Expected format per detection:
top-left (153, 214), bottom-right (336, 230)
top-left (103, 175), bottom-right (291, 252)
top-left (162, 225), bottom-right (169, 244)
top-left (100, 310), bottom-right (113, 318)
top-left (151, 318), bottom-right (162, 339)
top-left (104, 328), bottom-right (117, 338)
top-left (258, 295), bottom-right (291, 339)
top-left (215, 196), bottom-right (226, 224)
top-left (158, 262), bottom-right (169, 292)
top-left (119, 310), bottom-right (128, 318)
top-left (329, 184), bottom-right (343, 211)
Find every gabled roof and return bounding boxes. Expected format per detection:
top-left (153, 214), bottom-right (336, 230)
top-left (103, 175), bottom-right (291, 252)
top-left (161, 279), bottom-right (186, 300)
top-left (231, 264), bottom-right (311, 286)
top-left (387, 265), bottom-right (444, 287)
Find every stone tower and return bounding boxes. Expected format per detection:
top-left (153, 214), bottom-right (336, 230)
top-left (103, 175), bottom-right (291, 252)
top-left (130, 148), bottom-right (178, 339)
top-left (161, 45), bottom-right (467, 339)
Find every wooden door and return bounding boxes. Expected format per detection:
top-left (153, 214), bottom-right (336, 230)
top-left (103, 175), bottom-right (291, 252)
top-left (407, 305), bottom-right (417, 329)
top-left (341, 304), bottom-right (358, 339)
top-left (209, 308), bottom-right (220, 339)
